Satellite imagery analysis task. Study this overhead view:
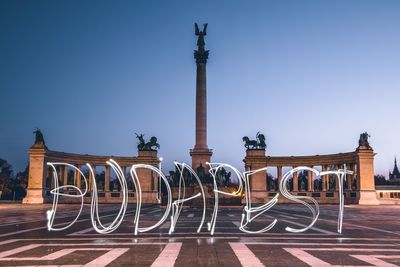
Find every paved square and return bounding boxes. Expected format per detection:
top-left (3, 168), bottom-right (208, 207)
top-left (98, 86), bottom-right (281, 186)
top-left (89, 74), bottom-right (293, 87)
top-left (0, 204), bottom-right (399, 266)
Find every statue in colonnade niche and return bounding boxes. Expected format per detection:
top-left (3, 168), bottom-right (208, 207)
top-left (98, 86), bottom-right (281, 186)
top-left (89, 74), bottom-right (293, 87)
top-left (300, 180), bottom-right (306, 191)
top-left (329, 177), bottom-right (335, 191)
top-left (352, 178), bottom-right (358, 190)
top-left (314, 178), bottom-right (321, 191)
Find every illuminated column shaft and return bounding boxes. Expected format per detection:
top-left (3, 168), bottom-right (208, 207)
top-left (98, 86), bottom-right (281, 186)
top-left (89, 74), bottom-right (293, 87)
top-left (195, 62), bottom-right (208, 149)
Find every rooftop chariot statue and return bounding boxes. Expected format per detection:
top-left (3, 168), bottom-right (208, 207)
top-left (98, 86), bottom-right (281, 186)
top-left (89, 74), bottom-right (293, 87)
top-left (358, 132), bottom-right (371, 148)
top-left (135, 133), bottom-right (160, 151)
top-left (33, 128), bottom-right (45, 145)
top-left (242, 132), bottom-right (267, 150)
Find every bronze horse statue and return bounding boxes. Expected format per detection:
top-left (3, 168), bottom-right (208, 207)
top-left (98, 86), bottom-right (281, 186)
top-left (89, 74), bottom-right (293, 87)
top-left (242, 136), bottom-right (258, 149)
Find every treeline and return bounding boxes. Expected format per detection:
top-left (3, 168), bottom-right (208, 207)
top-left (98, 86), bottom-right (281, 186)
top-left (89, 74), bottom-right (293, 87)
top-left (375, 174), bottom-right (400, 186)
top-left (0, 159), bottom-right (28, 201)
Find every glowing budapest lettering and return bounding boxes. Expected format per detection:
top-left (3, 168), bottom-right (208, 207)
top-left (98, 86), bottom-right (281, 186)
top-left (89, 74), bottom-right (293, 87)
top-left (46, 161), bottom-right (352, 235)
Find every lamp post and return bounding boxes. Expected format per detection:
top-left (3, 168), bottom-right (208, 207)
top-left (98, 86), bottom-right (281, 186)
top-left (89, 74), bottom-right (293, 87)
top-left (158, 157), bottom-right (163, 203)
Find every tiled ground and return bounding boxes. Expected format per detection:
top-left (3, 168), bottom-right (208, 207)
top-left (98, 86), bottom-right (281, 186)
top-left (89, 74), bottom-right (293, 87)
top-left (0, 203), bottom-right (399, 266)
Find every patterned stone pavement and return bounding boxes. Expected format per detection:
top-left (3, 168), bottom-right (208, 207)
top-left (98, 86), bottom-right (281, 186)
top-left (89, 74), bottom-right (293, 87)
top-left (0, 203), bottom-right (399, 266)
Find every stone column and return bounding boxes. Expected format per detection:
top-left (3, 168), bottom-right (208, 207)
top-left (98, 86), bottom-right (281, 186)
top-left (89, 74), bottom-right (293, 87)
top-left (75, 165), bottom-right (81, 189)
top-left (349, 163), bottom-right (355, 190)
top-left (73, 167), bottom-right (77, 187)
top-left (195, 62), bottom-right (208, 151)
top-left (120, 166), bottom-right (126, 192)
top-left (23, 145), bottom-right (47, 204)
top-left (57, 166), bottom-right (63, 186)
top-left (308, 167), bottom-right (313, 192)
top-left (190, 24), bottom-right (212, 172)
top-left (322, 165), bottom-right (327, 191)
top-left (343, 164), bottom-right (353, 190)
top-left (63, 165), bottom-right (68, 186)
top-left (105, 165), bottom-right (110, 192)
top-left (277, 166), bottom-right (282, 191)
top-left (356, 146), bottom-right (379, 205)
top-left (89, 165), bottom-right (96, 191)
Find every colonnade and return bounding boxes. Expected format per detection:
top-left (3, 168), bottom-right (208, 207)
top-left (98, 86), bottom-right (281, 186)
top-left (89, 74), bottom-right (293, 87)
top-left (23, 144), bottom-right (160, 204)
top-left (264, 163), bottom-right (357, 192)
top-left (48, 164), bottom-right (135, 192)
top-left (23, 139), bottom-right (379, 205)
top-left (244, 145), bottom-right (379, 205)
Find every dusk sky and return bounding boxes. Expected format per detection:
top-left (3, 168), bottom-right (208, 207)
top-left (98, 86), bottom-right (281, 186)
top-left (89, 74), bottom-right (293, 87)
top-left (1, 0), bottom-right (399, 175)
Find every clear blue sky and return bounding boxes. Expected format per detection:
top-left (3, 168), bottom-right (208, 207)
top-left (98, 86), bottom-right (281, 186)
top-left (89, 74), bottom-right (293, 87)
top-left (1, 0), bottom-right (399, 175)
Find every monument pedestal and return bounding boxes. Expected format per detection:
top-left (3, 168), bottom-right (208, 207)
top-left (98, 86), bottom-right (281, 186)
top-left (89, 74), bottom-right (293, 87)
top-left (190, 148), bottom-right (212, 172)
top-left (23, 144), bottom-right (47, 204)
top-left (23, 188), bottom-right (44, 204)
top-left (244, 149), bottom-right (268, 204)
top-left (356, 146), bottom-right (380, 205)
top-left (359, 190), bottom-right (380, 205)
top-left (136, 150), bottom-right (160, 204)
top-left (141, 192), bottom-right (159, 204)
top-left (248, 190), bottom-right (269, 203)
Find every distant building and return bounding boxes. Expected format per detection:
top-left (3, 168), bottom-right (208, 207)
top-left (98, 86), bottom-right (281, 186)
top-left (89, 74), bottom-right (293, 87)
top-left (389, 157), bottom-right (400, 182)
top-left (375, 157), bottom-right (400, 203)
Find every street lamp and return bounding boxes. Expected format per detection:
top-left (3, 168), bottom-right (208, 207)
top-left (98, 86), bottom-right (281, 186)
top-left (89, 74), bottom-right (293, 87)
top-left (158, 157), bottom-right (163, 203)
